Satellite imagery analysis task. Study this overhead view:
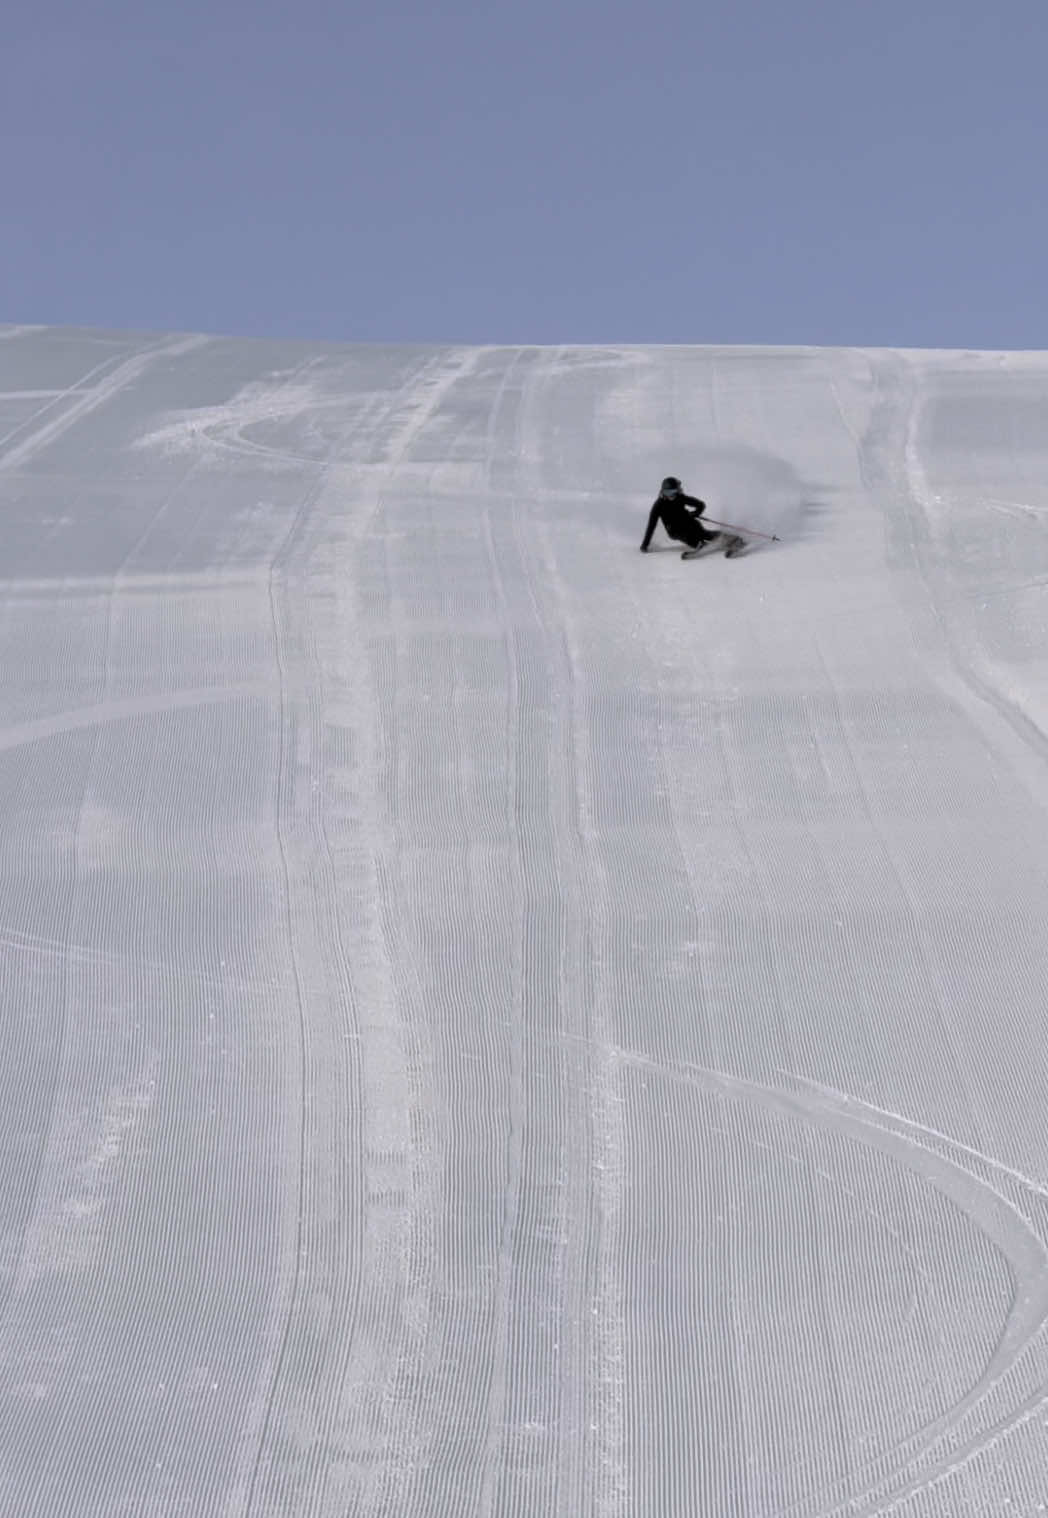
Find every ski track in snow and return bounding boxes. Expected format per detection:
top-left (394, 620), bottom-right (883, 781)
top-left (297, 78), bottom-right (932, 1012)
top-left (2, 331), bottom-right (1048, 1515)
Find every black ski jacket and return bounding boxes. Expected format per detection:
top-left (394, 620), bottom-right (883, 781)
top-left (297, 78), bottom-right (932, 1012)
top-left (640, 491), bottom-right (707, 550)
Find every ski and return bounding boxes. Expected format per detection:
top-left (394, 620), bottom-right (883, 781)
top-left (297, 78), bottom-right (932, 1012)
top-left (681, 533), bottom-right (746, 560)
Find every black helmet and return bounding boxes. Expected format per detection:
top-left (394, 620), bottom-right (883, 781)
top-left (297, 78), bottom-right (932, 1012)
top-left (661, 476), bottom-right (682, 495)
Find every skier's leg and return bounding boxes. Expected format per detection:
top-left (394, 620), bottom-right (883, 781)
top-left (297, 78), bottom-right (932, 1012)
top-left (682, 523), bottom-right (717, 548)
top-left (680, 524), bottom-right (724, 559)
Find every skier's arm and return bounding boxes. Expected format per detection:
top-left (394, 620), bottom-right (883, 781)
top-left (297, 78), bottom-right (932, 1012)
top-left (639, 501), bottom-right (661, 551)
top-left (680, 492), bottom-right (707, 517)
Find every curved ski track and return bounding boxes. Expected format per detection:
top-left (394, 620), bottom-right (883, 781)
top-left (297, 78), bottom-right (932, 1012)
top-left (2, 333), bottom-right (1048, 1515)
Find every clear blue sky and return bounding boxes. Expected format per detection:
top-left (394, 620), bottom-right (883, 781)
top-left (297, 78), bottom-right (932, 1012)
top-left (4, 0), bottom-right (1047, 348)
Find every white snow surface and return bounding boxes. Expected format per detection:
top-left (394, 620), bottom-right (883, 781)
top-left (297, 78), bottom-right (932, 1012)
top-left (2, 326), bottom-right (1048, 1517)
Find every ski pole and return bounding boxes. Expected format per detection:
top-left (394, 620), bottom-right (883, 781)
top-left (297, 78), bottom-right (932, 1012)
top-left (703, 516), bottom-right (780, 542)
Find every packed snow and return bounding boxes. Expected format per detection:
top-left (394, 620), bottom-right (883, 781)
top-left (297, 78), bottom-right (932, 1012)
top-left (2, 325), bottom-right (1048, 1516)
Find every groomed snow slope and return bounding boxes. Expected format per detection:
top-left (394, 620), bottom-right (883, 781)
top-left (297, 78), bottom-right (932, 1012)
top-left (1, 326), bottom-right (1048, 1517)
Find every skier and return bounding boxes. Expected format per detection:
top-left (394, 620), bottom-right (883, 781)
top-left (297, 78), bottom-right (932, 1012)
top-left (639, 477), bottom-right (720, 556)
